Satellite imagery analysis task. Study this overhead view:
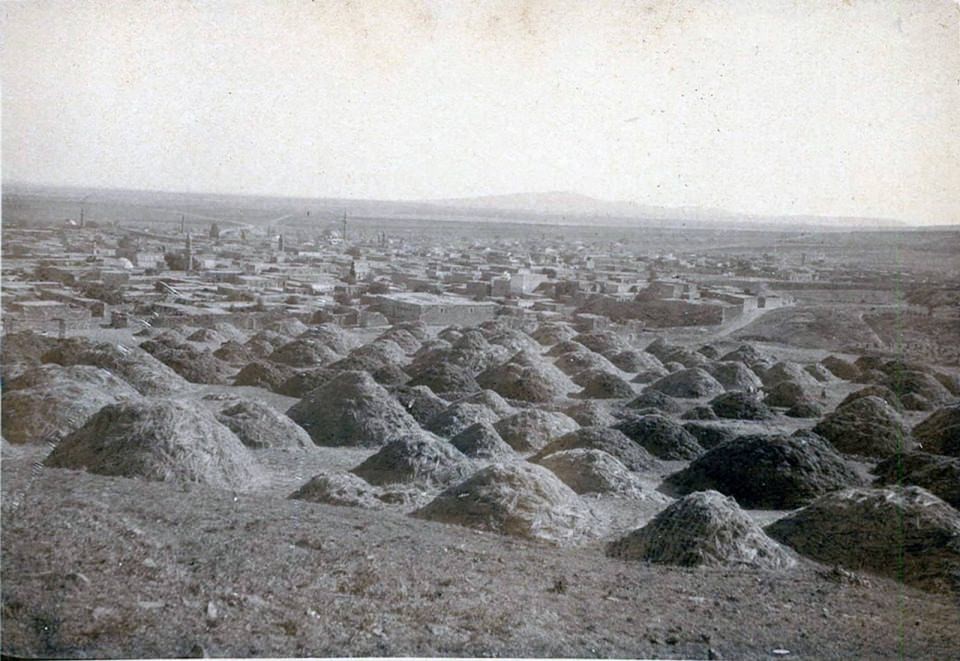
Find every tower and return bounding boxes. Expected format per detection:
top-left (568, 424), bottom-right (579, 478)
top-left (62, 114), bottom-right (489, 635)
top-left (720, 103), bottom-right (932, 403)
top-left (180, 215), bottom-right (185, 234)
top-left (79, 208), bottom-right (85, 229)
top-left (342, 210), bottom-right (347, 242)
top-left (278, 232), bottom-right (285, 252)
top-left (185, 232), bottom-right (194, 271)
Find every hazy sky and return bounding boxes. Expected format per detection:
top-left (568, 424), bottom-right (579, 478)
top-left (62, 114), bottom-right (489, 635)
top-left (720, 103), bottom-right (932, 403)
top-left (3, 0), bottom-right (959, 224)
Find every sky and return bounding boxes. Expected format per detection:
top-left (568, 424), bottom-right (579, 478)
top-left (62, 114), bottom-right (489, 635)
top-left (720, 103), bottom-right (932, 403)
top-left (2, 0), bottom-right (959, 224)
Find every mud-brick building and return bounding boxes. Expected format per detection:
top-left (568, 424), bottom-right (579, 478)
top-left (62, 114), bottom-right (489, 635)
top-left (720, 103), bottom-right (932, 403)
top-left (374, 292), bottom-right (497, 326)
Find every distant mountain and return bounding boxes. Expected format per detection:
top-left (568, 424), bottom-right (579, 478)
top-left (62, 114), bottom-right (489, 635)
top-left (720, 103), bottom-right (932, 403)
top-left (423, 191), bottom-right (907, 229)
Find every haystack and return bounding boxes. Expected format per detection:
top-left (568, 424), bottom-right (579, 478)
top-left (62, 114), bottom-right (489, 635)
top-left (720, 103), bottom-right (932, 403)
top-left (350, 432), bottom-right (471, 487)
top-left (437, 326), bottom-right (464, 343)
top-left (266, 318), bottom-right (309, 337)
top-left (839, 385), bottom-right (904, 412)
top-left (575, 369), bottom-right (636, 399)
top-left (614, 414), bottom-right (704, 460)
top-left (900, 393), bottom-right (934, 411)
top-left (766, 487), bottom-right (960, 593)
top-left (298, 323), bottom-right (361, 355)
top-left (210, 397), bottom-right (313, 449)
top-left (572, 331), bottom-right (630, 356)
top-left (697, 344), bottom-right (720, 360)
top-left (532, 427), bottom-right (661, 472)
top-left (392, 385), bottom-right (449, 426)
top-left (784, 400), bottom-right (824, 418)
top-left (139, 338), bottom-right (233, 384)
top-left (370, 363), bottom-right (411, 387)
top-left (424, 401), bottom-right (501, 439)
top-left (289, 471), bottom-right (383, 508)
top-left (607, 349), bottom-right (664, 373)
top-left (563, 400), bottom-right (618, 428)
top-left (476, 350), bottom-right (573, 403)
top-left (813, 396), bottom-right (912, 458)
top-left (704, 361), bottom-right (763, 392)
top-left (761, 361), bottom-right (819, 389)
top-left (376, 326), bottom-right (423, 354)
top-left (933, 371), bottom-right (960, 396)
top-left (186, 328), bottom-right (223, 344)
top-left (332, 339), bottom-right (408, 373)
top-left (554, 350), bottom-right (619, 377)
top-left (246, 331), bottom-right (288, 356)
top-left (663, 361), bottom-right (685, 373)
top-left (882, 370), bottom-right (953, 407)
top-left (2, 364), bottom-right (140, 444)
top-left (407, 361), bottom-right (480, 394)
top-left (546, 340), bottom-right (589, 357)
top-left (873, 452), bottom-right (960, 508)
top-left (42, 339), bottom-right (186, 396)
top-left (213, 340), bottom-right (256, 365)
top-left (44, 399), bottom-right (260, 488)
top-left (530, 322), bottom-right (578, 346)
top-left (912, 404), bottom-right (960, 456)
top-left (763, 381), bottom-right (815, 409)
top-left (286, 371), bottom-right (420, 447)
top-left (820, 355), bottom-right (860, 381)
top-left (665, 433), bottom-right (862, 508)
top-left (804, 363), bottom-right (832, 383)
top-left (681, 405), bottom-right (718, 421)
top-left (853, 354), bottom-right (887, 373)
top-left (485, 328), bottom-right (542, 355)
top-left (643, 338), bottom-right (679, 362)
top-left (275, 367), bottom-right (338, 397)
top-left (607, 491), bottom-right (795, 569)
top-left (454, 389), bottom-right (516, 417)
top-left (631, 366), bottom-right (670, 384)
top-left (625, 390), bottom-right (684, 415)
top-left (1, 330), bottom-right (59, 371)
top-left (709, 391), bottom-right (773, 421)
top-left (413, 463), bottom-right (594, 542)
top-left (682, 422), bottom-right (738, 449)
top-left (450, 422), bottom-right (516, 459)
top-left (233, 360), bottom-right (295, 390)
top-left (658, 346), bottom-right (709, 369)
top-left (719, 344), bottom-right (774, 370)
top-left (646, 368), bottom-right (725, 399)
top-left (536, 449), bottom-right (644, 496)
top-left (493, 409), bottom-right (579, 452)
top-left (269, 338), bottom-right (342, 368)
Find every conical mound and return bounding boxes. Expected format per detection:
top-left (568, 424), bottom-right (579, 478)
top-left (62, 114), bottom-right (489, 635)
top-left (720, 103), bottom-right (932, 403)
top-left (41, 338), bottom-right (186, 396)
top-left (647, 368), bottom-right (725, 399)
top-left (450, 422), bottom-right (515, 459)
top-left (351, 432), bottom-right (471, 487)
top-left (813, 396), bottom-right (912, 458)
top-left (494, 409), bottom-right (580, 452)
top-left (531, 427), bottom-right (661, 472)
top-left (607, 490), bottom-right (795, 569)
top-left (286, 370), bottom-right (420, 447)
top-left (536, 448), bottom-right (644, 496)
top-left (613, 414), bottom-right (704, 460)
top-left (44, 399), bottom-right (261, 488)
top-left (209, 397), bottom-right (313, 449)
top-left (912, 404), bottom-right (960, 456)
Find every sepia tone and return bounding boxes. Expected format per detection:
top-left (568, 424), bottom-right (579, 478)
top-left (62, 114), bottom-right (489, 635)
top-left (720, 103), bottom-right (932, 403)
top-left (2, 1), bottom-right (959, 659)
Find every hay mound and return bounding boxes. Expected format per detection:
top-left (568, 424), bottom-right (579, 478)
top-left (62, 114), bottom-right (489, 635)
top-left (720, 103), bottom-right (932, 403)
top-left (275, 368), bottom-right (338, 397)
top-left (854, 354), bottom-right (887, 373)
top-left (2, 365), bottom-right (140, 444)
top-left (766, 487), bottom-right (960, 593)
top-left (454, 389), bottom-right (516, 418)
top-left (912, 404), bottom-right (960, 456)
top-left (853, 368), bottom-right (888, 385)
top-left (186, 328), bottom-right (223, 344)
top-left (377, 326), bottom-right (423, 354)
top-left (332, 339), bottom-right (408, 373)
top-left (575, 369), bottom-right (636, 399)
top-left (351, 432), bottom-right (470, 487)
top-left (536, 449), bottom-right (644, 496)
top-left (882, 370), bottom-right (953, 407)
top-left (286, 371), bottom-right (420, 447)
top-left (451, 422), bottom-right (516, 459)
top-left (269, 338), bottom-right (342, 368)
top-left (369, 363), bottom-right (410, 387)
top-left (476, 351), bottom-right (572, 403)
top-left (681, 405), bottom-right (718, 421)
top-left (485, 328), bottom-right (542, 355)
top-left (709, 391), bottom-right (774, 421)
top-left (289, 471), bottom-right (382, 508)
top-left (1, 330), bottom-right (59, 374)
top-left (210, 397), bottom-right (313, 449)
top-left (413, 463), bottom-right (594, 542)
top-left (644, 338), bottom-right (680, 362)
top-left (682, 422), bottom-right (738, 449)
top-left (572, 331), bottom-right (630, 356)
top-left (555, 350), bottom-right (620, 377)
top-left (532, 427), bottom-right (661, 472)
top-left (233, 360), bottom-right (295, 390)
top-left (546, 340), bottom-right (590, 357)
top-left (804, 363), bottom-right (832, 383)
top-left (763, 381), bottom-right (815, 409)
top-left (647, 368), bottom-right (725, 399)
top-left (608, 491), bottom-right (795, 569)
top-left (563, 400), bottom-right (618, 428)
top-left (44, 399), bottom-right (260, 488)
top-left (761, 361), bottom-right (819, 389)
top-left (425, 401), bottom-right (501, 439)
top-left (213, 340), bottom-right (256, 365)
top-left (697, 344), bottom-right (720, 359)
top-left (393, 385), bottom-right (449, 426)
top-left (267, 318), bottom-right (310, 337)
top-left (719, 344), bottom-right (774, 370)
top-left (659, 346), bottom-right (710, 369)
top-left (626, 390), bottom-right (684, 415)
top-left (299, 323), bottom-right (361, 355)
top-left (407, 357), bottom-right (480, 392)
top-left (665, 433), bottom-right (862, 508)
top-left (785, 399), bottom-right (824, 418)
top-left (663, 361), bottom-right (685, 373)
top-left (873, 452), bottom-right (960, 509)
top-left (614, 414), bottom-right (704, 460)
top-left (139, 338), bottom-right (232, 384)
top-left (42, 339), bottom-right (186, 396)
top-left (606, 349), bottom-right (660, 373)
top-left (631, 366), bottom-right (670, 384)
top-left (900, 392), bottom-right (934, 411)
top-left (530, 322), bottom-right (578, 346)
top-left (246, 331), bottom-right (288, 356)
top-left (704, 361), bottom-right (763, 392)
top-left (820, 355), bottom-right (860, 380)
top-left (839, 385), bottom-right (904, 412)
top-left (813, 396), bottom-right (912, 458)
top-left (933, 371), bottom-right (960, 396)
top-left (493, 409), bottom-right (579, 453)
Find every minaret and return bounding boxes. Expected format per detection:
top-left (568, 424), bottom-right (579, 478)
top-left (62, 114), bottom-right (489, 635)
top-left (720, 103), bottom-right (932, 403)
top-left (185, 232), bottom-right (194, 271)
top-left (342, 211), bottom-right (347, 242)
top-left (180, 215), bottom-right (185, 234)
top-left (79, 208), bottom-right (85, 229)
top-left (278, 232), bottom-right (285, 252)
